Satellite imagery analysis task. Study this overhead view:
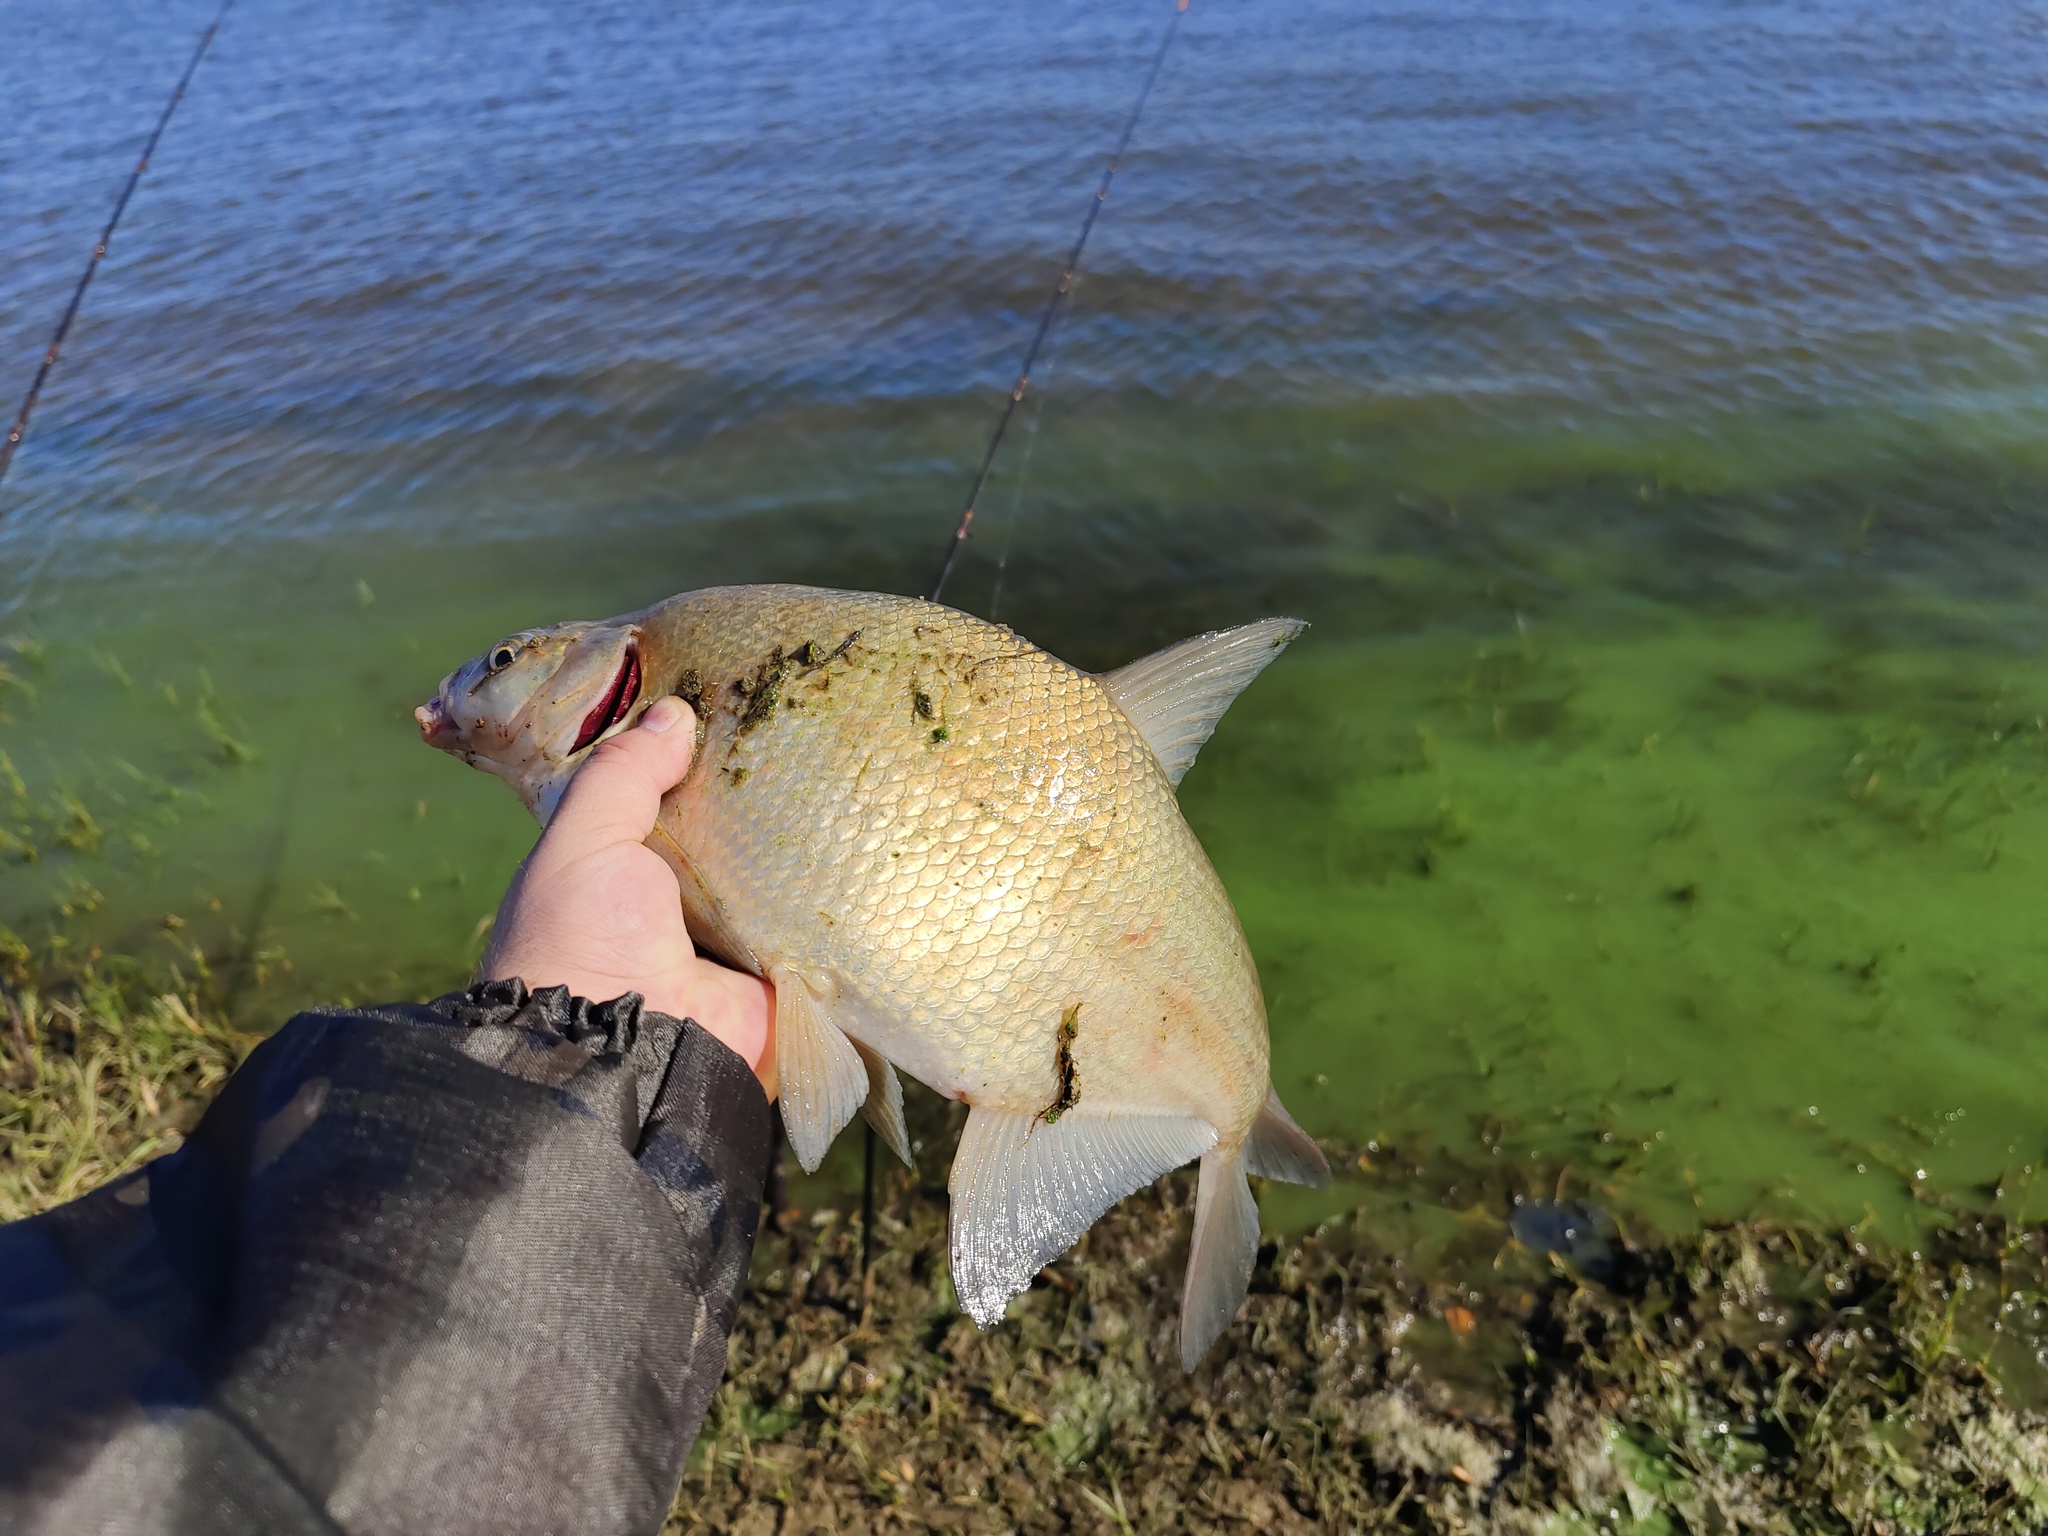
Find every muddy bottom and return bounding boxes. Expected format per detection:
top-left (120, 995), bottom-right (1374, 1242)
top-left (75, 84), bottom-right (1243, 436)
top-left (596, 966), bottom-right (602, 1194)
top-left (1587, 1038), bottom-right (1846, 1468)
top-left (683, 1160), bottom-right (2048, 1534)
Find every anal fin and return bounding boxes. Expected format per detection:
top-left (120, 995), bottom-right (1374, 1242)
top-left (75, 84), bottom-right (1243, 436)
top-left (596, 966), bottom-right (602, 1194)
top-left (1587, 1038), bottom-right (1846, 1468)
top-left (773, 970), bottom-right (867, 1173)
top-left (853, 1038), bottom-right (912, 1166)
top-left (949, 1105), bottom-right (1215, 1330)
top-left (1246, 1086), bottom-right (1330, 1187)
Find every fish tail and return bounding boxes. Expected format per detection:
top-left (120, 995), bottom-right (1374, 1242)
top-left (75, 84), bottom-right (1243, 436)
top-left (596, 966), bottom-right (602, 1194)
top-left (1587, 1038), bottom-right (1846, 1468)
top-left (1179, 1145), bottom-right (1260, 1372)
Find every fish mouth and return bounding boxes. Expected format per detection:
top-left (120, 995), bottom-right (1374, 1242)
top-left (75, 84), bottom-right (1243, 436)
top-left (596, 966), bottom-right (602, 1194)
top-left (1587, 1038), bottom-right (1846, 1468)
top-left (571, 646), bottom-right (642, 754)
top-left (415, 697), bottom-right (458, 747)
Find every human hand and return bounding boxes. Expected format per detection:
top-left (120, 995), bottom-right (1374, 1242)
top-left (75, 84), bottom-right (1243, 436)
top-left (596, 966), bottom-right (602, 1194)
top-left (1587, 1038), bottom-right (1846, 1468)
top-left (481, 696), bottom-right (775, 1091)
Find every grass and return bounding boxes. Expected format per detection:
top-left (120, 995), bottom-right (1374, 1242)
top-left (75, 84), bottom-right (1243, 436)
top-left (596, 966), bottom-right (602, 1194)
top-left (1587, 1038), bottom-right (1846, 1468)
top-left (0, 947), bottom-right (251, 1223)
top-left (7, 954), bottom-right (2048, 1532)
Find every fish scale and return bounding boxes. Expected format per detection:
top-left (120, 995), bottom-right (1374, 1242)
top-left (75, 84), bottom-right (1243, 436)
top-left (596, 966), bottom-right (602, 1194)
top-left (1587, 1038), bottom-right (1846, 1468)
top-left (659, 592), bottom-right (1250, 1116)
top-left (419, 583), bottom-right (1330, 1367)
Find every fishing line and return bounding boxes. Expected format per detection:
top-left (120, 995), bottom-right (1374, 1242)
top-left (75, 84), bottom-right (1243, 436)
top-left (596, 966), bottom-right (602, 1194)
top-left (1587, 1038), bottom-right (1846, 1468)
top-left (860, 1114), bottom-right (877, 1280)
top-left (986, 306), bottom-right (1065, 625)
top-left (926, 0), bottom-right (1189, 604)
top-left (0, 0), bottom-right (236, 504)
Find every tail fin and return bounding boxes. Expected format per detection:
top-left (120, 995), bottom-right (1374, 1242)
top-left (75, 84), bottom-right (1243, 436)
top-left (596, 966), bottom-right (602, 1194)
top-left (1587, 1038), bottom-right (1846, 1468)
top-left (1179, 1147), bottom-right (1261, 1371)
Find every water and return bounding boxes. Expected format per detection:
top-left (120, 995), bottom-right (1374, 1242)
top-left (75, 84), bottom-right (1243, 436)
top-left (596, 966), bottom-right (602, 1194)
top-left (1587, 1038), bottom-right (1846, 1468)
top-left (10, 0), bottom-right (2048, 1243)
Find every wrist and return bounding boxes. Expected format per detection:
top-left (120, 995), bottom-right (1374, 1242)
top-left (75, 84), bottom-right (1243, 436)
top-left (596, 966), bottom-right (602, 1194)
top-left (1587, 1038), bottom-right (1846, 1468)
top-left (476, 959), bottom-right (774, 1098)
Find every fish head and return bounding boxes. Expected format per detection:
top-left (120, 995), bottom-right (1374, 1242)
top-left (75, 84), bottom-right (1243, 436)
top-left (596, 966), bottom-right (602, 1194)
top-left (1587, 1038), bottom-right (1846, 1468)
top-left (415, 617), bottom-right (645, 822)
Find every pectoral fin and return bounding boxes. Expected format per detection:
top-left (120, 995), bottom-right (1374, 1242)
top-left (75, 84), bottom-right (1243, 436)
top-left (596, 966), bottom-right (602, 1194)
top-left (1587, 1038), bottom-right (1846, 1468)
top-left (1245, 1086), bottom-right (1330, 1187)
top-left (1101, 617), bottom-right (1308, 786)
top-left (948, 1105), bottom-right (1215, 1330)
top-left (853, 1037), bottom-right (912, 1166)
top-left (773, 970), bottom-right (867, 1173)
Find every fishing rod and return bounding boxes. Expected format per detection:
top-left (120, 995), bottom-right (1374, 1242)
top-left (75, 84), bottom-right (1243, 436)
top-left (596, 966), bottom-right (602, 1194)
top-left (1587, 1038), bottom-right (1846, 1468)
top-left (0, 0), bottom-right (235, 502)
top-left (926, 0), bottom-right (1190, 605)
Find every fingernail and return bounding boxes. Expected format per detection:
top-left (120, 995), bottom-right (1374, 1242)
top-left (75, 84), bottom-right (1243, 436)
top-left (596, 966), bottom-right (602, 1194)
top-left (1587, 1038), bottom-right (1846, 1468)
top-left (641, 696), bottom-right (687, 733)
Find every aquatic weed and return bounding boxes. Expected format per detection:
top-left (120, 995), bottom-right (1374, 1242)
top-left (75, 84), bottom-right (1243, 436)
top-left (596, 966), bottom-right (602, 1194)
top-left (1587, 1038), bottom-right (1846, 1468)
top-left (194, 687), bottom-right (256, 765)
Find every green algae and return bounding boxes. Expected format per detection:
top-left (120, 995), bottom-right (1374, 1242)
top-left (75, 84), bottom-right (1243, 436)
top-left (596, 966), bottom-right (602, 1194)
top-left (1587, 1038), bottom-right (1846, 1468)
top-left (1191, 610), bottom-right (2048, 1244)
top-left (8, 401), bottom-right (2048, 1254)
top-left (9, 568), bottom-right (2048, 1247)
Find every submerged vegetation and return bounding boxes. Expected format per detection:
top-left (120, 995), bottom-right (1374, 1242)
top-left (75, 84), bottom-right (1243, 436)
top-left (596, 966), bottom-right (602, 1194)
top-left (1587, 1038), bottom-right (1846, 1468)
top-left (8, 955), bottom-right (2048, 1533)
top-left (15, 4), bottom-right (2048, 1522)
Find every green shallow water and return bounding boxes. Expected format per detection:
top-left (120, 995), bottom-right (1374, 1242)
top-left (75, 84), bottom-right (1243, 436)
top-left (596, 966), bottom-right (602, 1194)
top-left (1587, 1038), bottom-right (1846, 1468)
top-left (9, 396), bottom-right (2048, 1248)
top-left (1217, 610), bottom-right (2048, 1238)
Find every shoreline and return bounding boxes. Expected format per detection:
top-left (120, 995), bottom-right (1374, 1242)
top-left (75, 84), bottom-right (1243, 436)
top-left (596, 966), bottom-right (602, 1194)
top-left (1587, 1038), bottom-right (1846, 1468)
top-left (690, 1166), bottom-right (2048, 1533)
top-left (7, 962), bottom-right (2047, 1531)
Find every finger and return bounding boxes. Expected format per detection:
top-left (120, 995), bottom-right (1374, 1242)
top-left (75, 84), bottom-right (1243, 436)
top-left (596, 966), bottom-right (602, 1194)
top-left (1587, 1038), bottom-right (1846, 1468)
top-left (541, 696), bottom-right (698, 852)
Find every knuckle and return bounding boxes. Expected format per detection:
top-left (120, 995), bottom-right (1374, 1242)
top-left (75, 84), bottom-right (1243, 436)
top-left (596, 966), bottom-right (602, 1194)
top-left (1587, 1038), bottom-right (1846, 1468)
top-left (577, 737), bottom-right (647, 786)
top-left (587, 733), bottom-right (641, 768)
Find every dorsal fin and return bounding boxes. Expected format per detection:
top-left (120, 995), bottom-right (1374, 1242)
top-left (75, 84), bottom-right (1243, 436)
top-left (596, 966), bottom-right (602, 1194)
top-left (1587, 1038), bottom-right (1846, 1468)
top-left (1101, 618), bottom-right (1308, 786)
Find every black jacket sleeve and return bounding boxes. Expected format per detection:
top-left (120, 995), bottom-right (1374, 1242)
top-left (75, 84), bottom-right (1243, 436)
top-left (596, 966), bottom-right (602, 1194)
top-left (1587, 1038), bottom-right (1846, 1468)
top-left (0, 979), bottom-right (773, 1536)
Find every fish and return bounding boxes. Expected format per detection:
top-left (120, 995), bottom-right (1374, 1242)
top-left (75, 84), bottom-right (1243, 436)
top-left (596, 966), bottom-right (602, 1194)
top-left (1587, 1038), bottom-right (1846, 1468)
top-left (415, 584), bottom-right (1330, 1368)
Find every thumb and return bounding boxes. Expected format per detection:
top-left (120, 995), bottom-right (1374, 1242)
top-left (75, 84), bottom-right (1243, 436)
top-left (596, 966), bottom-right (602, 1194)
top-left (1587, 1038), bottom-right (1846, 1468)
top-left (542, 696), bottom-right (698, 854)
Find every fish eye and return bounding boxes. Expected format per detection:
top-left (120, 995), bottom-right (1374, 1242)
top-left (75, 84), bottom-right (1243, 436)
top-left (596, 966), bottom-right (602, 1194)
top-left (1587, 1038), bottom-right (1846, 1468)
top-left (488, 643), bottom-right (519, 673)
